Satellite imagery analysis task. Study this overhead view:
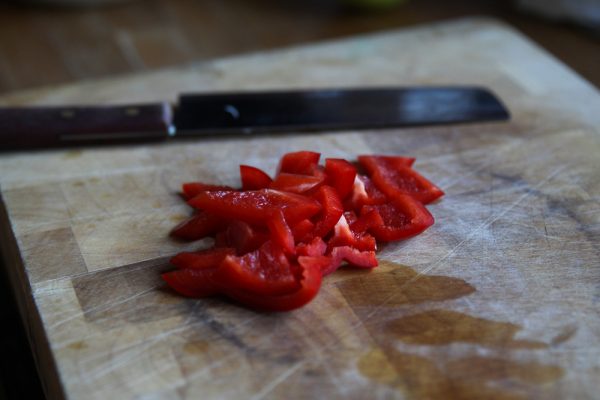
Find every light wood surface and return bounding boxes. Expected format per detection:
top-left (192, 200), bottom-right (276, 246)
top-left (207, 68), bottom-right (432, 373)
top-left (1, 18), bottom-right (600, 400)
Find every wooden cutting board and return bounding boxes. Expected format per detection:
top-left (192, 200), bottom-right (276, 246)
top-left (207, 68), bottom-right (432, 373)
top-left (1, 17), bottom-right (599, 400)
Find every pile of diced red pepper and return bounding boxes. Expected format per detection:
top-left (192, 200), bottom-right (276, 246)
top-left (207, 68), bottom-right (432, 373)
top-left (163, 151), bottom-right (443, 311)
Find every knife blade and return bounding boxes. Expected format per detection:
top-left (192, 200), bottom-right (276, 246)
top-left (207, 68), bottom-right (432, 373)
top-left (0, 86), bottom-right (509, 150)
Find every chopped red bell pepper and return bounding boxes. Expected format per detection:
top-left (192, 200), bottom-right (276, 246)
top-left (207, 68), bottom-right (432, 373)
top-left (164, 151), bottom-right (442, 312)
top-left (188, 189), bottom-right (321, 226)
top-left (270, 173), bottom-right (324, 194)
top-left (182, 182), bottom-right (236, 200)
top-left (357, 155), bottom-right (415, 170)
top-left (223, 257), bottom-right (322, 312)
top-left (277, 151), bottom-right (321, 175)
top-left (311, 185), bottom-right (344, 238)
top-left (291, 219), bottom-right (315, 244)
top-left (170, 247), bottom-right (235, 269)
top-left (324, 158), bottom-right (357, 200)
top-left (266, 210), bottom-right (295, 255)
top-left (358, 155), bottom-right (444, 204)
top-left (327, 215), bottom-right (377, 252)
top-left (342, 210), bottom-right (359, 226)
top-left (366, 193), bottom-right (434, 242)
top-left (223, 220), bottom-right (269, 255)
top-left (296, 237), bottom-right (327, 257)
top-left (350, 206), bottom-right (385, 234)
top-left (331, 246), bottom-right (378, 268)
top-left (309, 164), bottom-right (327, 181)
top-left (170, 211), bottom-right (223, 240)
top-left (240, 165), bottom-right (272, 190)
top-left (346, 174), bottom-right (387, 211)
top-left (162, 268), bottom-right (220, 297)
top-left (215, 241), bottom-right (300, 296)
top-left (317, 245), bottom-right (378, 276)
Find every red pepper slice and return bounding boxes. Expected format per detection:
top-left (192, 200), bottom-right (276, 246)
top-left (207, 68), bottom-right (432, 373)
top-left (223, 220), bottom-right (269, 255)
top-left (170, 211), bottom-right (223, 240)
top-left (163, 247), bottom-right (237, 297)
top-left (240, 165), bottom-right (272, 190)
top-left (331, 246), bottom-right (378, 269)
top-left (310, 164), bottom-right (327, 181)
top-left (357, 155), bottom-right (415, 170)
top-left (296, 236), bottom-right (327, 257)
top-left (277, 151), bottom-right (321, 175)
top-left (270, 173), bottom-right (324, 194)
top-left (182, 182), bottom-right (236, 200)
top-left (343, 210), bottom-right (358, 225)
top-left (162, 268), bottom-right (219, 297)
top-left (215, 241), bottom-right (300, 296)
top-left (327, 215), bottom-right (377, 252)
top-left (299, 255), bottom-right (333, 274)
top-left (367, 193), bottom-right (434, 242)
top-left (346, 175), bottom-right (388, 211)
top-left (324, 158), bottom-right (357, 200)
top-left (318, 246), bottom-right (378, 276)
top-left (170, 247), bottom-right (235, 269)
top-left (311, 185), bottom-right (344, 238)
top-left (223, 257), bottom-right (322, 311)
top-left (189, 189), bottom-right (321, 226)
top-left (318, 257), bottom-right (339, 276)
top-left (266, 210), bottom-right (295, 254)
top-left (358, 155), bottom-right (444, 204)
top-left (350, 207), bottom-right (385, 234)
top-left (291, 219), bottom-right (315, 244)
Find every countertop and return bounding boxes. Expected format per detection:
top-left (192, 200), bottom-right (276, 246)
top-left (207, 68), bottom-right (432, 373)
top-left (1, 16), bottom-right (600, 399)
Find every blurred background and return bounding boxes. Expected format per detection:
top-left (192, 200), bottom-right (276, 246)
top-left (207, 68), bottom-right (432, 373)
top-left (0, 0), bottom-right (599, 96)
top-left (0, 0), bottom-right (599, 399)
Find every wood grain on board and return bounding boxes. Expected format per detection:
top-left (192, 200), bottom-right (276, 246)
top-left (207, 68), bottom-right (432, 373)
top-left (0, 18), bottom-right (599, 399)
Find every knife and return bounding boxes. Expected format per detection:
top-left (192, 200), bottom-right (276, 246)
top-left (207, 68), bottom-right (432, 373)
top-left (0, 86), bottom-right (509, 150)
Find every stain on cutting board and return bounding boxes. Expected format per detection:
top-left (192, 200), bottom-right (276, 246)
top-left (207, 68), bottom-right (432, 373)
top-left (387, 309), bottom-right (547, 349)
top-left (358, 349), bottom-right (562, 400)
top-left (336, 261), bottom-right (475, 306)
top-left (338, 261), bottom-right (564, 399)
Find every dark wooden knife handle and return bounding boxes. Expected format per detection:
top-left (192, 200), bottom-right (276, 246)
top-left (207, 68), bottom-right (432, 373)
top-left (0, 103), bottom-right (172, 150)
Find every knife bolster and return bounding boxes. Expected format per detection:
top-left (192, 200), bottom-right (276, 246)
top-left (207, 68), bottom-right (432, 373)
top-left (0, 103), bottom-right (172, 150)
